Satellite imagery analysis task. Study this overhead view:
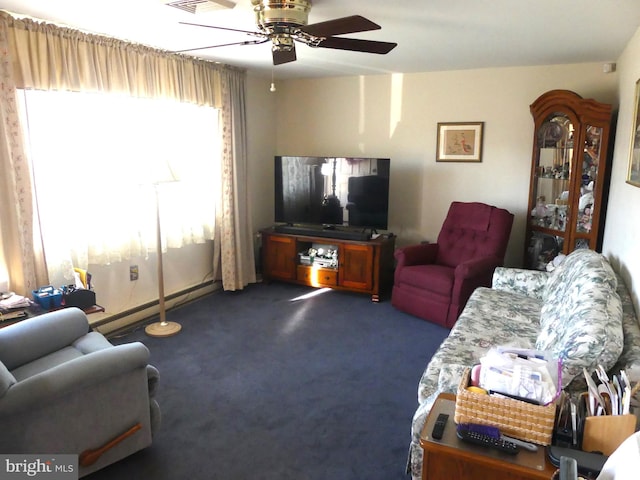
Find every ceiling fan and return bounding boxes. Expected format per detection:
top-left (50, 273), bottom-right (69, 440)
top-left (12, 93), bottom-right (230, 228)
top-left (176, 0), bottom-right (397, 65)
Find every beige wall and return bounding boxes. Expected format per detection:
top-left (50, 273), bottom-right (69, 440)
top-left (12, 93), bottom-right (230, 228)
top-left (265, 63), bottom-right (618, 267)
top-left (247, 73), bottom-right (278, 246)
top-left (603, 26), bottom-right (640, 313)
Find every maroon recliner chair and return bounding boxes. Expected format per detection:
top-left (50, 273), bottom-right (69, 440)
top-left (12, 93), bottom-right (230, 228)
top-left (392, 201), bottom-right (514, 328)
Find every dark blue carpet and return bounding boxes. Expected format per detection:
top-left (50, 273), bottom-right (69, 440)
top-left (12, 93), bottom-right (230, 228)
top-left (86, 282), bottom-right (448, 480)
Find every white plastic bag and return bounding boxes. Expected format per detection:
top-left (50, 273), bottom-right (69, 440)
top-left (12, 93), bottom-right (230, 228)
top-left (478, 347), bottom-right (560, 405)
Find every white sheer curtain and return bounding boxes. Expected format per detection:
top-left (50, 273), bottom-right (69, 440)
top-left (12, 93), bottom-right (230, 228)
top-left (19, 89), bottom-right (219, 281)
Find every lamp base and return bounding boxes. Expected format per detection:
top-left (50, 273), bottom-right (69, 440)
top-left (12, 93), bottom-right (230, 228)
top-left (145, 321), bottom-right (182, 338)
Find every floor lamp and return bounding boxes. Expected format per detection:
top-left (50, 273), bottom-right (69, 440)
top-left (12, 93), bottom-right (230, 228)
top-left (145, 181), bottom-right (182, 338)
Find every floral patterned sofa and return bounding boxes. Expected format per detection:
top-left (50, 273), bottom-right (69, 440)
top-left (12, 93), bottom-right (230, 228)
top-left (407, 249), bottom-right (640, 479)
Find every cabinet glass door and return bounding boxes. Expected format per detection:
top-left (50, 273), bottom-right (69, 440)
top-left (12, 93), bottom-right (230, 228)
top-left (527, 113), bottom-right (574, 269)
top-left (530, 113), bottom-right (574, 232)
top-left (575, 125), bottom-right (602, 243)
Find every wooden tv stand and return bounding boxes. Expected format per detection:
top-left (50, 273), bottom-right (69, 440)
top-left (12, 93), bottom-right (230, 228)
top-left (260, 227), bottom-right (395, 302)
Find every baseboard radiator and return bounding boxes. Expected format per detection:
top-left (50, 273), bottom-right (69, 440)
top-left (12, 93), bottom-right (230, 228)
top-left (92, 281), bottom-right (221, 337)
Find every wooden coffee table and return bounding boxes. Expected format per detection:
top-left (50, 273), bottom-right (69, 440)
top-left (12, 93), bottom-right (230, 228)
top-left (420, 393), bottom-right (557, 480)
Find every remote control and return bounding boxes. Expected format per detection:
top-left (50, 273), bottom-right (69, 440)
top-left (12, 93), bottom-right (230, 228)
top-left (431, 413), bottom-right (449, 439)
top-left (456, 426), bottom-right (519, 455)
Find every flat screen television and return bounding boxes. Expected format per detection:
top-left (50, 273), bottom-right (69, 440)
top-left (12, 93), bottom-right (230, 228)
top-left (274, 156), bottom-right (390, 230)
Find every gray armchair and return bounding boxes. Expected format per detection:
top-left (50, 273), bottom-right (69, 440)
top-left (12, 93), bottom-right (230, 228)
top-left (0, 307), bottom-right (160, 477)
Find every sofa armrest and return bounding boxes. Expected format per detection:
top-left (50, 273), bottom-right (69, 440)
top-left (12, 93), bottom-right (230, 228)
top-left (0, 308), bottom-right (90, 370)
top-left (615, 323), bottom-right (640, 380)
top-left (492, 267), bottom-right (549, 299)
top-left (0, 342), bottom-right (150, 415)
top-left (609, 276), bottom-right (640, 380)
top-left (394, 243), bottom-right (438, 268)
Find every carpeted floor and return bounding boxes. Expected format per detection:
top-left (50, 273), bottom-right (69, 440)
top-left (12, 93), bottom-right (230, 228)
top-left (86, 282), bottom-right (449, 480)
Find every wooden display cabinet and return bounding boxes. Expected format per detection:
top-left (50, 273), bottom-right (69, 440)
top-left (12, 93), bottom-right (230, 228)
top-left (525, 90), bottom-right (614, 270)
top-left (260, 228), bottom-right (395, 301)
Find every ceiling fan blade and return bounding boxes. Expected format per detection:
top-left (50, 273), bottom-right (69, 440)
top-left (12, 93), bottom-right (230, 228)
top-left (273, 46), bottom-right (297, 65)
top-left (175, 38), bottom-right (268, 53)
top-left (301, 15), bottom-right (381, 37)
top-left (317, 37), bottom-right (397, 55)
top-left (179, 21), bottom-right (258, 35)
top-left (210, 0), bottom-right (236, 8)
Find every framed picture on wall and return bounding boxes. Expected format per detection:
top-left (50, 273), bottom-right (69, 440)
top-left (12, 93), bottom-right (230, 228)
top-left (627, 78), bottom-right (640, 187)
top-left (436, 122), bottom-right (484, 162)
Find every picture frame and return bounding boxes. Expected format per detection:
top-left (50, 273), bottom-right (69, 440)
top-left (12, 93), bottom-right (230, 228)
top-left (627, 79), bottom-right (640, 187)
top-left (436, 122), bottom-right (484, 162)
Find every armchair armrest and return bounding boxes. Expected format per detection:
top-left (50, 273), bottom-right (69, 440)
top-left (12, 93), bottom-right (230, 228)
top-left (0, 342), bottom-right (150, 415)
top-left (73, 331), bottom-right (116, 354)
top-left (492, 267), bottom-right (549, 299)
top-left (0, 308), bottom-right (90, 370)
top-left (450, 256), bottom-right (502, 306)
top-left (0, 362), bottom-right (16, 398)
top-left (454, 255), bottom-right (501, 280)
top-left (394, 243), bottom-right (438, 267)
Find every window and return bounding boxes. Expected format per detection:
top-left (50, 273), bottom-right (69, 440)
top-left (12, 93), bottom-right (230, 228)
top-left (18, 89), bottom-right (219, 282)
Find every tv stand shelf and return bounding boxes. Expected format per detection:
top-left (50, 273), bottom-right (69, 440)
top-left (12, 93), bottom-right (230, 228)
top-left (260, 227), bottom-right (395, 302)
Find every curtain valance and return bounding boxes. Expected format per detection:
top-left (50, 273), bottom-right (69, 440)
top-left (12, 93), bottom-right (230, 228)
top-left (0, 10), bottom-right (241, 108)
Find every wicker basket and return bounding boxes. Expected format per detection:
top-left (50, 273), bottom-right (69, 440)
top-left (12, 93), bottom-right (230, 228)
top-left (454, 367), bottom-right (557, 445)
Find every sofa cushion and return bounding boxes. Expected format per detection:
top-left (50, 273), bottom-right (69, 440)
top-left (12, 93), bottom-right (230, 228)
top-left (396, 264), bottom-right (454, 295)
top-left (536, 250), bottom-right (624, 388)
top-left (417, 286), bottom-right (541, 403)
top-left (10, 346), bottom-right (84, 382)
top-left (541, 250), bottom-right (618, 323)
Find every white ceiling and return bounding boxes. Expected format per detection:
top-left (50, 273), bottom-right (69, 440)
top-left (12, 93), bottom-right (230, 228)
top-left (0, 0), bottom-right (639, 80)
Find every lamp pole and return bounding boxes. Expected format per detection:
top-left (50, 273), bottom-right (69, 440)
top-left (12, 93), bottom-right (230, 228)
top-left (145, 183), bottom-right (182, 337)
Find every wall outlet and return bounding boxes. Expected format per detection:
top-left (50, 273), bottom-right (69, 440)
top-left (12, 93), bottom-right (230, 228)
top-left (129, 265), bottom-right (139, 281)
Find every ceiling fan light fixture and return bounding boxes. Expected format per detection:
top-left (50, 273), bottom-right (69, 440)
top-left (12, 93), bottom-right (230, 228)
top-left (251, 0), bottom-right (311, 31)
top-left (271, 34), bottom-right (295, 52)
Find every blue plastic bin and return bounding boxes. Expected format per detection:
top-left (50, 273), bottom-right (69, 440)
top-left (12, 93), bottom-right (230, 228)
top-left (32, 285), bottom-right (63, 309)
